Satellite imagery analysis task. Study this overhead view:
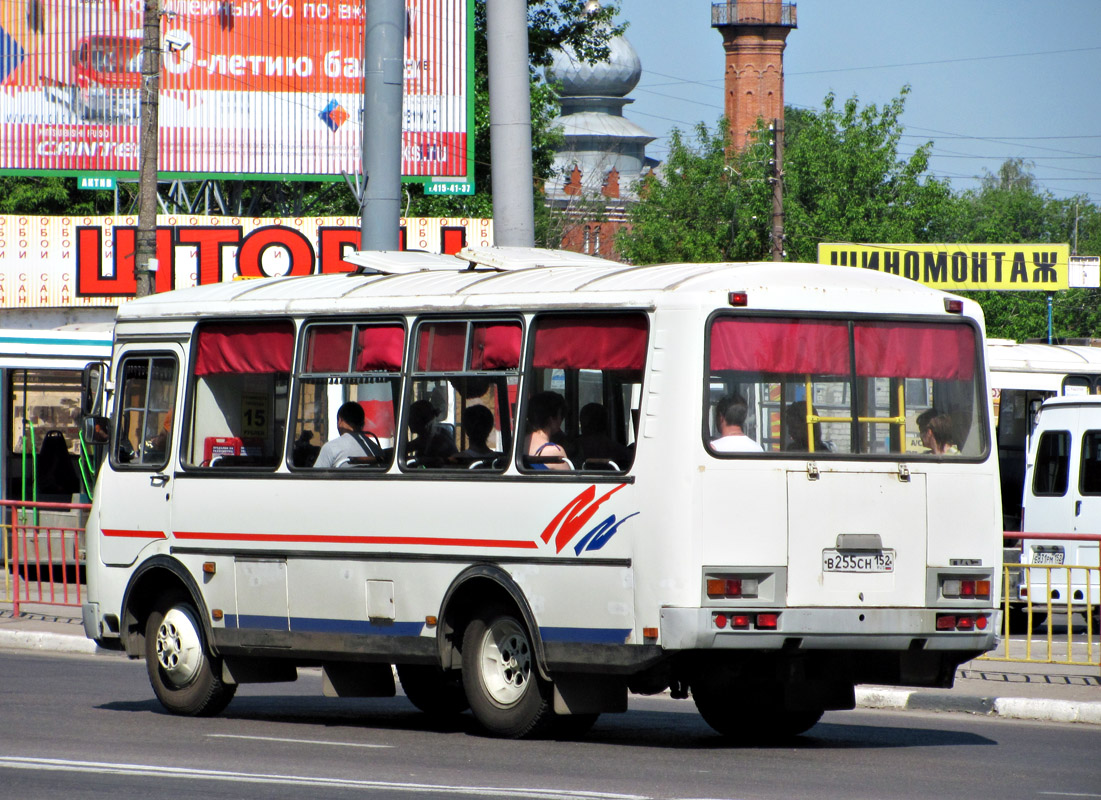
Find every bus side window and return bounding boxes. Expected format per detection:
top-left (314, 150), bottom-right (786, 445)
top-left (291, 322), bottom-right (405, 470)
top-left (184, 321), bottom-right (293, 469)
top-left (521, 313), bottom-right (647, 473)
top-left (402, 319), bottom-right (520, 471)
top-left (113, 355), bottom-right (178, 469)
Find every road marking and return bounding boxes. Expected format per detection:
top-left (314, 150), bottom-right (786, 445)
top-left (1040, 794), bottom-right (1101, 798)
top-left (0, 757), bottom-right (650, 800)
top-left (206, 733), bottom-right (393, 749)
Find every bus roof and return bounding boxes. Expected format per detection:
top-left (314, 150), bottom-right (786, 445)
top-left (0, 326), bottom-right (113, 369)
top-left (115, 256), bottom-right (978, 324)
top-left (986, 339), bottom-right (1101, 391)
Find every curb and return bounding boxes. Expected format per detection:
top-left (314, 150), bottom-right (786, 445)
top-left (855, 686), bottom-right (1101, 725)
top-left (0, 628), bottom-right (99, 655)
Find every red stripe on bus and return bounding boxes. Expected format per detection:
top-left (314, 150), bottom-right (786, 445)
top-left (172, 531), bottom-right (539, 549)
top-left (102, 529), bottom-right (168, 539)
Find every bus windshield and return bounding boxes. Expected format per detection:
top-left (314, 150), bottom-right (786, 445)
top-left (707, 316), bottom-right (987, 458)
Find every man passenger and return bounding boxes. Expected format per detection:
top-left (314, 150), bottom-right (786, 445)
top-left (711, 394), bottom-right (763, 453)
top-left (314, 401), bottom-right (381, 467)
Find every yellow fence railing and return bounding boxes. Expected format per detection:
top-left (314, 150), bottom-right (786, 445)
top-left (981, 533), bottom-right (1100, 668)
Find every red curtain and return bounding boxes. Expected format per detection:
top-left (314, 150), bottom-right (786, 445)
top-left (194, 322), bottom-right (294, 375)
top-left (533, 315), bottom-right (648, 370)
top-left (354, 325), bottom-right (405, 372)
top-left (304, 325), bottom-right (353, 372)
top-left (416, 322), bottom-right (466, 371)
top-left (709, 318), bottom-right (849, 375)
top-left (854, 321), bottom-right (975, 380)
top-left (470, 323), bottom-right (521, 370)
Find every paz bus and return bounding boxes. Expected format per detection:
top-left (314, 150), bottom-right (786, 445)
top-left (79, 248), bottom-right (1001, 740)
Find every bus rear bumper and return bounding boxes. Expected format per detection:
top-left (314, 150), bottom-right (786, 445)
top-left (660, 606), bottom-right (998, 652)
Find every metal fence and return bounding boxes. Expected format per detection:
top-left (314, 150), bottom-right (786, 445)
top-left (982, 532), bottom-right (1100, 668)
top-left (1, 499), bottom-right (90, 614)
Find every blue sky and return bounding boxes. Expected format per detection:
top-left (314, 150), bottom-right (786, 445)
top-left (618, 0), bottom-right (1101, 204)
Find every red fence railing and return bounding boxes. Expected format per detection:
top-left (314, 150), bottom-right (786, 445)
top-left (1, 499), bottom-right (90, 615)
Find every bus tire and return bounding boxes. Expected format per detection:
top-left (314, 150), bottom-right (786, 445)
top-left (397, 664), bottom-right (469, 718)
top-left (693, 689), bottom-right (823, 742)
top-left (461, 605), bottom-right (551, 738)
top-left (145, 599), bottom-right (235, 717)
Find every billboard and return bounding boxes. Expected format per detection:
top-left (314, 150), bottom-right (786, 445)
top-left (0, 213), bottom-right (493, 307)
top-left (0, 0), bottom-right (471, 181)
top-left (818, 243), bottom-right (1071, 291)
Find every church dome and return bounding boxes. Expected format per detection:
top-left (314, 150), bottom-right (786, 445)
top-left (547, 35), bottom-right (642, 98)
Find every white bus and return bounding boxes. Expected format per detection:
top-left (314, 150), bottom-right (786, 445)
top-left (80, 249), bottom-right (1002, 740)
top-left (986, 338), bottom-right (1101, 532)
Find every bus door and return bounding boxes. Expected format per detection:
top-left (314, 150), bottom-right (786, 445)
top-left (98, 347), bottom-right (182, 566)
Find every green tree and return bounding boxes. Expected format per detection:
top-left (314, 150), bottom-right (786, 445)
top-left (616, 120), bottom-right (772, 264)
top-left (782, 88), bottom-right (958, 262)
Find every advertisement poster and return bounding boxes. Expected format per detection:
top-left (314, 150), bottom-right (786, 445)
top-left (0, 213), bottom-right (493, 307)
top-left (0, 0), bottom-right (470, 179)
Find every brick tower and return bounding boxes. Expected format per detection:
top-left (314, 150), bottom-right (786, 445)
top-left (711, 1), bottom-right (797, 150)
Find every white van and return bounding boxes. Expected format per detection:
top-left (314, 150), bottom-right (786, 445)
top-left (1020, 396), bottom-right (1101, 623)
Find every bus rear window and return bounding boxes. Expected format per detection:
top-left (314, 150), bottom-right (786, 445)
top-left (706, 316), bottom-right (987, 458)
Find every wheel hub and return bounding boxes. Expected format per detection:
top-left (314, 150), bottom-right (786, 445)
top-left (155, 607), bottom-right (203, 687)
top-left (480, 619), bottom-right (531, 706)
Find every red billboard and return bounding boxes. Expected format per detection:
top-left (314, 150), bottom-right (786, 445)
top-left (0, 0), bottom-right (471, 180)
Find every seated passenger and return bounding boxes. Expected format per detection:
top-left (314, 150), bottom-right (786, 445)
top-left (525, 391), bottom-right (570, 470)
top-left (406, 399), bottom-right (458, 464)
top-left (575, 402), bottom-right (633, 467)
top-left (710, 394), bottom-right (762, 453)
top-left (917, 408), bottom-right (957, 454)
top-left (314, 401), bottom-right (381, 468)
top-left (458, 404), bottom-right (496, 460)
top-left (785, 400), bottom-right (829, 453)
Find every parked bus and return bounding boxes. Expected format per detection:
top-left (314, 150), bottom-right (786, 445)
top-left (80, 249), bottom-right (1001, 740)
top-left (986, 338), bottom-right (1101, 532)
top-left (1, 326), bottom-right (112, 565)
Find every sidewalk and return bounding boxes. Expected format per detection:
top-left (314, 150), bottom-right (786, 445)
top-left (2, 600), bottom-right (1099, 724)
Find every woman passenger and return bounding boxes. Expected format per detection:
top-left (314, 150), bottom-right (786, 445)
top-left (525, 391), bottom-right (571, 470)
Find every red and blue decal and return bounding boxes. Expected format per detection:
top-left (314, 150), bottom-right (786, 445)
top-left (540, 483), bottom-right (639, 556)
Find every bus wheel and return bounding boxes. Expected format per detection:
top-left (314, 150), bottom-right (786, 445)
top-left (397, 664), bottom-right (469, 718)
top-left (461, 606), bottom-right (551, 738)
top-left (145, 599), bottom-right (235, 717)
top-left (693, 690), bottom-right (823, 742)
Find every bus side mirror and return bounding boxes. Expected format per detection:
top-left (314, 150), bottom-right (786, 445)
top-left (82, 415), bottom-right (110, 446)
top-left (81, 362), bottom-right (106, 415)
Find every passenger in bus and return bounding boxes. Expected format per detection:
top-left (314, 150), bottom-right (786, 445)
top-left (574, 402), bottom-right (633, 468)
top-left (458, 404), bottom-right (496, 459)
top-left (784, 400), bottom-right (829, 453)
top-left (314, 401), bottom-right (381, 468)
top-left (710, 394), bottom-right (763, 453)
top-left (406, 399), bottom-right (458, 465)
top-left (525, 391), bottom-right (571, 470)
top-left (917, 408), bottom-right (956, 454)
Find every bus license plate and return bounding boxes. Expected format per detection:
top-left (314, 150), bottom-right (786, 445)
top-left (1031, 550), bottom-right (1064, 565)
top-left (822, 549), bottom-right (895, 573)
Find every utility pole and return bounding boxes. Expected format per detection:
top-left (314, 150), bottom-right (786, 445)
top-left (360, 0), bottom-right (404, 251)
top-left (135, 0), bottom-right (161, 297)
top-left (486, 0), bottom-right (535, 247)
top-left (769, 119), bottom-right (784, 262)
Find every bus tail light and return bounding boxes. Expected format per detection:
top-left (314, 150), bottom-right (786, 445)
top-left (756, 613), bottom-right (779, 630)
top-left (941, 577), bottom-right (991, 600)
top-left (936, 613), bottom-right (990, 631)
top-left (706, 576), bottom-right (759, 599)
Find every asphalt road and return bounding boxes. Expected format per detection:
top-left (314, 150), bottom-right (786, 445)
top-left (1, 650), bottom-right (1099, 800)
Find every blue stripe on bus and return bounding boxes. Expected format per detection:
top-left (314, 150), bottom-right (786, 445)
top-left (224, 615), bottom-right (631, 644)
